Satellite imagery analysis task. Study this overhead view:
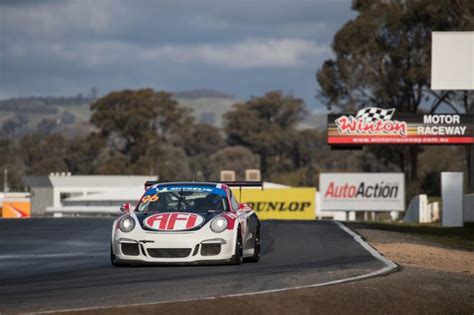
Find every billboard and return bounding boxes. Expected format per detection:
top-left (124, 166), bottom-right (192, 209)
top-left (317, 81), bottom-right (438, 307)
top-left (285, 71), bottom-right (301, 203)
top-left (431, 32), bottom-right (474, 90)
top-left (327, 108), bottom-right (474, 145)
top-left (231, 188), bottom-right (316, 220)
top-left (2, 201), bottom-right (31, 218)
top-left (320, 173), bottom-right (405, 211)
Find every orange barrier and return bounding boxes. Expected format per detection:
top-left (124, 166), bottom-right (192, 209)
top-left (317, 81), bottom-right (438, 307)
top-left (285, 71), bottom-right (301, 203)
top-left (2, 201), bottom-right (31, 218)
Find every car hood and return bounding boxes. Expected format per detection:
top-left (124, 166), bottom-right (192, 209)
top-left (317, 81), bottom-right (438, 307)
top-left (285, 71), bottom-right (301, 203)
top-left (135, 211), bottom-right (223, 232)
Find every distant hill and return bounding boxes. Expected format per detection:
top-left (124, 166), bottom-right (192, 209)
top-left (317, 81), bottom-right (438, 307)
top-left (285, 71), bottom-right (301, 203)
top-left (0, 91), bottom-right (326, 138)
top-left (0, 95), bottom-right (95, 109)
top-left (173, 89), bottom-right (235, 100)
top-left (0, 90), bottom-right (239, 137)
top-left (172, 89), bottom-right (239, 127)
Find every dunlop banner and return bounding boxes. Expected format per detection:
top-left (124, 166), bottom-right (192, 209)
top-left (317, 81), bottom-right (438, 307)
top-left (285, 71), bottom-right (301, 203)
top-left (231, 188), bottom-right (316, 220)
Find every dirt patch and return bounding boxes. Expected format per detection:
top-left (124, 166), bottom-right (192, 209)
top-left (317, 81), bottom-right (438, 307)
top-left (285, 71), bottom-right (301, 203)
top-left (355, 228), bottom-right (474, 274)
top-left (64, 267), bottom-right (474, 315)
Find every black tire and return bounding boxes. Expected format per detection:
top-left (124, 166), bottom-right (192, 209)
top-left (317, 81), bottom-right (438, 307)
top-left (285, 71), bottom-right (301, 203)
top-left (246, 227), bottom-right (260, 263)
top-left (110, 244), bottom-right (129, 267)
top-left (231, 230), bottom-right (243, 265)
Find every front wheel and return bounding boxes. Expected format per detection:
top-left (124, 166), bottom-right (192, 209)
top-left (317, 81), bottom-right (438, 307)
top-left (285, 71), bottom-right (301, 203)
top-left (110, 244), bottom-right (129, 267)
top-left (245, 228), bottom-right (260, 263)
top-left (231, 231), bottom-right (243, 265)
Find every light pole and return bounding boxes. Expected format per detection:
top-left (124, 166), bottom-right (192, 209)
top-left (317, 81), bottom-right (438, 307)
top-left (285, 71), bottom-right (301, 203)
top-left (3, 168), bottom-right (8, 200)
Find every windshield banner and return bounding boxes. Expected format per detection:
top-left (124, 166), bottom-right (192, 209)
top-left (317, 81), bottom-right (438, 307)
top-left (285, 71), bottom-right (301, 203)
top-left (327, 108), bottom-right (474, 145)
top-left (231, 188), bottom-right (316, 220)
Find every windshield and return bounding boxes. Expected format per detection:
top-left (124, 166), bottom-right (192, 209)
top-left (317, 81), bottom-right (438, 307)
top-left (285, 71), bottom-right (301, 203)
top-left (137, 185), bottom-right (228, 213)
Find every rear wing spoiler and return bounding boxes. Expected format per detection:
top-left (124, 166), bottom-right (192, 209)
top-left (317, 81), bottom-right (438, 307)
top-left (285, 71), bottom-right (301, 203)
top-left (219, 181), bottom-right (264, 202)
top-left (143, 180), bottom-right (264, 190)
top-left (218, 181), bottom-right (263, 189)
top-left (144, 181), bottom-right (160, 190)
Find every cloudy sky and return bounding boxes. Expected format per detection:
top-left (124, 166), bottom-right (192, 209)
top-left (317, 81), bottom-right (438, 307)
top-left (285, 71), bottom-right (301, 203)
top-left (0, 0), bottom-right (355, 111)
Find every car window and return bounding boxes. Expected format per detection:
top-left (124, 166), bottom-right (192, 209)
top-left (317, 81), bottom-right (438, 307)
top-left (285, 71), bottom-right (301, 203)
top-left (230, 192), bottom-right (240, 211)
top-left (137, 185), bottom-right (228, 213)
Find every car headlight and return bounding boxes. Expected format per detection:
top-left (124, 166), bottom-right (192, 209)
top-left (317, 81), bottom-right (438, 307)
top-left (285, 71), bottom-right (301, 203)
top-left (119, 216), bottom-right (135, 233)
top-left (210, 216), bottom-right (227, 233)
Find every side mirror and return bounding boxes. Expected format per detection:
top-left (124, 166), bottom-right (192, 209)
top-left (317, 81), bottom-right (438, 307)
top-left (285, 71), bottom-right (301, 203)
top-left (120, 202), bottom-right (131, 213)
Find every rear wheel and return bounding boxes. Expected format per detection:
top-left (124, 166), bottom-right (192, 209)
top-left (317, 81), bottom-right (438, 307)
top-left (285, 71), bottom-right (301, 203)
top-left (246, 227), bottom-right (260, 263)
top-left (232, 230), bottom-right (243, 265)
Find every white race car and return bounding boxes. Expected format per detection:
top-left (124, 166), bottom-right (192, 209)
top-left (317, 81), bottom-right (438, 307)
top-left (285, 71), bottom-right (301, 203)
top-left (111, 181), bottom-right (261, 265)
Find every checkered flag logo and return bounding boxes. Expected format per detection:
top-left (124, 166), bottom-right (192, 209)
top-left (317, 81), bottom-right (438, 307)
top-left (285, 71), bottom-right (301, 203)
top-left (356, 107), bottom-right (395, 122)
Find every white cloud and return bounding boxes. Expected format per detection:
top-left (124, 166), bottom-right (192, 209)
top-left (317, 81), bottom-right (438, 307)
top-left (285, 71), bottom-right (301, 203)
top-left (1, 0), bottom-right (124, 39)
top-left (5, 38), bottom-right (329, 69)
top-left (142, 38), bottom-right (330, 68)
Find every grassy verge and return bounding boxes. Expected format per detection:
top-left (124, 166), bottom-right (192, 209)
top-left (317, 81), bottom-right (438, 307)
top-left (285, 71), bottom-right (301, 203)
top-left (348, 222), bottom-right (474, 251)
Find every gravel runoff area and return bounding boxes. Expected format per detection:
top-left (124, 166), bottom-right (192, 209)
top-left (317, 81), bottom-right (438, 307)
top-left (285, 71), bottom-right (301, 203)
top-left (59, 223), bottom-right (474, 315)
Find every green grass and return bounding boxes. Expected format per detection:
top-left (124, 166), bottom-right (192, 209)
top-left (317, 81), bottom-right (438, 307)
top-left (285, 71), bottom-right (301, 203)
top-left (349, 221), bottom-right (474, 251)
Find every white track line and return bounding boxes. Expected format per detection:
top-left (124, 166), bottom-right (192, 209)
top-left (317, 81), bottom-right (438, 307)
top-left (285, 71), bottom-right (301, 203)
top-left (32, 220), bottom-right (398, 314)
top-left (224, 221), bottom-right (398, 298)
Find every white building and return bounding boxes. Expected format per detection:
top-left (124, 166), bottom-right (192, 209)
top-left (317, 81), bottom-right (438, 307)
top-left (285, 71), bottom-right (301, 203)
top-left (26, 174), bottom-right (158, 216)
top-left (40, 180), bottom-right (291, 217)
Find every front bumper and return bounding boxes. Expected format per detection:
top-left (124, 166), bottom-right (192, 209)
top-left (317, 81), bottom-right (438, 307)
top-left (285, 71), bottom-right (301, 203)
top-left (112, 227), bottom-right (236, 264)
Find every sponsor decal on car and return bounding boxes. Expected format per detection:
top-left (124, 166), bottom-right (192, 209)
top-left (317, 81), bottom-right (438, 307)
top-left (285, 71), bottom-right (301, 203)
top-left (168, 186), bottom-right (213, 192)
top-left (143, 212), bottom-right (205, 231)
top-left (148, 185), bottom-right (226, 196)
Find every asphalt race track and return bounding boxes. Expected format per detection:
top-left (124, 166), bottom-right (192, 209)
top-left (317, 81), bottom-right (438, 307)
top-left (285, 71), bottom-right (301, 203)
top-left (0, 219), bottom-right (385, 313)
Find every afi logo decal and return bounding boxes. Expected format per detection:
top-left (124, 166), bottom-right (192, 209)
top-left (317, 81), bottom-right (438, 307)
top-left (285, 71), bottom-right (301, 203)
top-left (144, 212), bottom-right (204, 231)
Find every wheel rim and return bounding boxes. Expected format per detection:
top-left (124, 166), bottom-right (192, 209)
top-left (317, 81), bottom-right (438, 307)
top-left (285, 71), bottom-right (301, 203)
top-left (237, 235), bottom-right (243, 262)
top-left (255, 235), bottom-right (260, 257)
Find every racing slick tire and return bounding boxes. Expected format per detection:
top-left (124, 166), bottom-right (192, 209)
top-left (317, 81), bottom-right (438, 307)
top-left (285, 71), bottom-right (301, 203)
top-left (110, 245), bottom-right (129, 267)
top-left (231, 229), bottom-right (243, 265)
top-left (245, 227), bottom-right (260, 263)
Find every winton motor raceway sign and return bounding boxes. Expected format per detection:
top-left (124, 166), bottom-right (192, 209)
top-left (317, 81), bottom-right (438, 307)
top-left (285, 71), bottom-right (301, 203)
top-left (320, 173), bottom-right (405, 211)
top-left (327, 107), bottom-right (474, 144)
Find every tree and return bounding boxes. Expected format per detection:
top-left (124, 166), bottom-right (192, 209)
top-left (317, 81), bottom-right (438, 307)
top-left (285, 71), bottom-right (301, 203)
top-left (316, 0), bottom-right (474, 181)
top-left (182, 124), bottom-right (225, 180)
top-left (2, 119), bottom-right (20, 138)
top-left (93, 149), bottom-right (130, 175)
top-left (90, 89), bottom-right (195, 171)
top-left (224, 91), bottom-right (306, 178)
top-left (61, 111), bottom-right (76, 124)
top-left (65, 136), bottom-right (104, 175)
top-left (37, 118), bottom-right (57, 134)
top-left (0, 139), bottom-right (26, 190)
top-left (20, 134), bottom-right (69, 175)
top-left (209, 146), bottom-right (261, 181)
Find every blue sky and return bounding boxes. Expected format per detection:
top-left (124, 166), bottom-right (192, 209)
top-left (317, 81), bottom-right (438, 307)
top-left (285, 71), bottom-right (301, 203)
top-left (0, 0), bottom-right (355, 111)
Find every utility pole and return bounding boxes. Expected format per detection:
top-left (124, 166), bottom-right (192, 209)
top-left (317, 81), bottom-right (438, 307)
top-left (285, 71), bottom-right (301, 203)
top-left (3, 168), bottom-right (8, 199)
top-left (470, 145), bottom-right (474, 193)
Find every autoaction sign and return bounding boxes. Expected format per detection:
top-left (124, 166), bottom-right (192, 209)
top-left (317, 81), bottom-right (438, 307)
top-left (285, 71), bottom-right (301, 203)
top-left (327, 107), bottom-right (474, 145)
top-left (231, 188), bottom-right (316, 220)
top-left (320, 173), bottom-right (405, 211)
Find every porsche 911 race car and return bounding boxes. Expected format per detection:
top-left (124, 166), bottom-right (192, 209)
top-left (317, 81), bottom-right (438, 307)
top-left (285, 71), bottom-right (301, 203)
top-left (111, 181), bottom-right (261, 266)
